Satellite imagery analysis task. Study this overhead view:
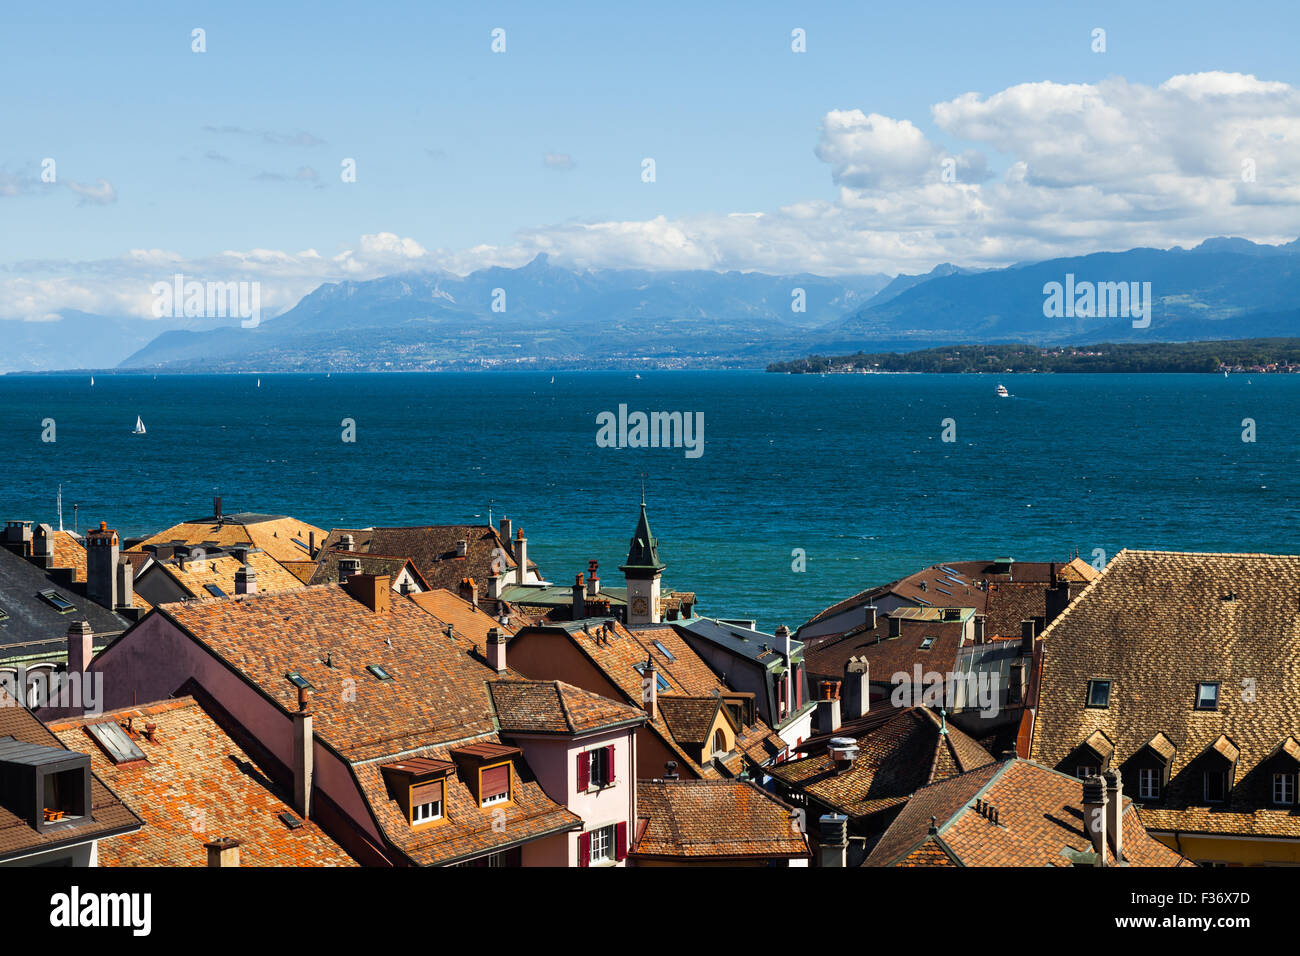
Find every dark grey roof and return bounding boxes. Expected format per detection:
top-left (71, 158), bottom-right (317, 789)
top-left (0, 735), bottom-right (84, 769)
top-left (679, 617), bottom-right (803, 665)
top-left (0, 548), bottom-right (127, 661)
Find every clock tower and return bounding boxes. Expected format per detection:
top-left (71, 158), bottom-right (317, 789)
top-left (620, 499), bottom-right (666, 626)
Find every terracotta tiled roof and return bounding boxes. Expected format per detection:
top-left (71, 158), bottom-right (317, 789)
top-left (897, 840), bottom-right (959, 866)
top-left (280, 561), bottom-right (318, 584)
top-left (409, 589), bottom-right (514, 645)
top-left (489, 680), bottom-right (646, 735)
top-left (158, 550), bottom-right (306, 599)
top-left (658, 696), bottom-right (731, 746)
top-left (49, 697), bottom-right (357, 866)
top-left (1031, 549), bottom-right (1300, 840)
top-left (767, 707), bottom-right (994, 823)
top-left (318, 526), bottom-right (533, 601)
top-left (805, 615), bottom-right (966, 687)
top-left (307, 551), bottom-right (429, 590)
top-left (631, 779), bottom-right (810, 860)
top-left (514, 620), bottom-right (786, 778)
top-left (131, 515), bottom-right (325, 564)
top-left (866, 759), bottom-right (1192, 867)
top-left (135, 584), bottom-right (579, 864)
top-left (50, 531), bottom-right (87, 582)
top-left (0, 689), bottom-right (142, 861)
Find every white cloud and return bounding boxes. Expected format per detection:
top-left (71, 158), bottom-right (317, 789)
top-left (4, 71), bottom-right (1300, 321)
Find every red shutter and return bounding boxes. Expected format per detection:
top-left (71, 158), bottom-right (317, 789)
top-left (578, 831), bottom-right (591, 867)
top-left (604, 745), bottom-right (616, 784)
top-left (615, 821), bottom-right (628, 861)
top-left (577, 751), bottom-right (589, 791)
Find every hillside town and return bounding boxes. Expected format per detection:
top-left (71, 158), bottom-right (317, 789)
top-left (1, 498), bottom-right (1294, 868)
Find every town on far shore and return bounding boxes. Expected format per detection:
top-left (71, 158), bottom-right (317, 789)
top-left (0, 497), bottom-right (1294, 868)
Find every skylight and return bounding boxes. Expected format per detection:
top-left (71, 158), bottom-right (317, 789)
top-left (652, 640), bottom-right (676, 661)
top-left (285, 671), bottom-right (314, 691)
top-left (367, 664), bottom-right (394, 681)
top-left (920, 636), bottom-right (935, 650)
top-left (85, 721), bottom-right (147, 764)
top-left (204, 584), bottom-right (227, 598)
top-left (38, 589), bottom-right (75, 613)
top-left (1086, 679), bottom-right (1112, 709)
top-left (1195, 682), bottom-right (1220, 711)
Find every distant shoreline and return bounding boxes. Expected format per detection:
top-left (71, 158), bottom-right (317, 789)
top-left (766, 338), bottom-right (1300, 375)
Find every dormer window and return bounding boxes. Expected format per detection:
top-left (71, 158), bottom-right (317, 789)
top-left (713, 728), bottom-right (727, 757)
top-left (1138, 768), bottom-right (1161, 800)
top-left (1086, 679), bottom-right (1111, 708)
top-left (379, 757), bottom-right (454, 830)
top-left (479, 763), bottom-right (512, 807)
top-left (1195, 682), bottom-right (1220, 711)
top-left (412, 796), bottom-right (443, 824)
top-left (1204, 770), bottom-right (1228, 803)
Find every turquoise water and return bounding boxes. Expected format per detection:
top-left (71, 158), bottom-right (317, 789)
top-left (2, 371), bottom-right (1296, 630)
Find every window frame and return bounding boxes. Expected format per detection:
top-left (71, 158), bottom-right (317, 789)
top-left (478, 761), bottom-right (513, 808)
top-left (1203, 769), bottom-right (1228, 804)
top-left (1138, 767), bottom-right (1160, 800)
top-left (412, 798), bottom-right (443, 825)
top-left (588, 824), bottom-right (615, 865)
top-left (1194, 681), bottom-right (1220, 711)
top-left (1076, 765), bottom-right (1097, 780)
top-left (1085, 679), bottom-right (1112, 709)
top-left (1273, 772), bottom-right (1297, 806)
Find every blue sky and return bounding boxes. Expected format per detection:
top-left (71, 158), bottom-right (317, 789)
top-left (3, 0), bottom-right (1299, 318)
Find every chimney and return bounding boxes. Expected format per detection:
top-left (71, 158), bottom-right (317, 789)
top-left (514, 528), bottom-right (528, 585)
top-left (973, 615), bottom-right (986, 643)
top-left (815, 681), bottom-right (842, 734)
top-left (338, 557), bottom-right (361, 582)
top-left (888, 614), bottom-right (902, 639)
top-left (1046, 580), bottom-right (1071, 624)
top-left (572, 573), bottom-right (586, 620)
top-left (1019, 620), bottom-right (1036, 654)
top-left (486, 627), bottom-right (508, 673)
top-left (231, 545), bottom-right (250, 564)
top-left (843, 657), bottom-right (870, 720)
top-left (308, 531), bottom-right (315, 557)
top-left (67, 620), bottom-right (93, 675)
top-left (827, 736), bottom-right (859, 774)
top-left (499, 517), bottom-right (512, 545)
top-left (488, 574), bottom-right (505, 601)
top-left (85, 521), bottom-right (119, 610)
top-left (641, 657), bottom-right (658, 721)
top-left (32, 524), bottom-right (54, 569)
top-left (819, 814), bottom-right (848, 868)
top-left (115, 555), bottom-right (134, 611)
top-left (456, 539), bottom-right (468, 558)
top-left (1103, 769), bottom-right (1124, 863)
top-left (3, 520), bottom-right (33, 555)
top-left (234, 563), bottom-right (257, 595)
top-left (1082, 774), bottom-right (1108, 866)
top-left (349, 573), bottom-right (391, 613)
top-left (292, 687), bottom-right (313, 817)
top-left (339, 533), bottom-right (355, 551)
top-left (213, 496), bottom-right (223, 524)
top-left (663, 760), bottom-right (678, 781)
top-left (204, 836), bottom-right (240, 868)
top-left (586, 560), bottom-right (600, 596)
top-left (865, 605), bottom-right (877, 631)
top-left (458, 577), bottom-right (478, 608)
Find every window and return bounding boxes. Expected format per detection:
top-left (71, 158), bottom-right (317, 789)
top-left (38, 589), bottom-right (75, 613)
top-left (920, 636), bottom-right (935, 650)
top-left (632, 662), bottom-right (669, 692)
top-left (1204, 770), bottom-right (1227, 803)
top-left (1273, 773), bottom-right (1296, 806)
top-left (1195, 682), bottom-right (1220, 711)
top-left (589, 824), bottom-right (614, 864)
top-left (480, 763), bottom-right (511, 807)
top-left (1076, 765), bottom-right (1097, 780)
top-left (204, 584), bottom-right (227, 598)
top-left (285, 672), bottom-right (314, 691)
top-left (1086, 680), bottom-right (1111, 708)
top-left (651, 640), bottom-right (676, 662)
top-left (412, 799), bottom-right (442, 824)
top-left (85, 720), bottom-right (147, 765)
top-left (585, 747), bottom-right (614, 789)
top-left (367, 664), bottom-right (393, 681)
top-left (1138, 768), bottom-right (1160, 800)
top-left (713, 728), bottom-right (728, 757)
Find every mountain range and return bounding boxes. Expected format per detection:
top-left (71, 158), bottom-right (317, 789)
top-left (4, 237), bottom-right (1299, 373)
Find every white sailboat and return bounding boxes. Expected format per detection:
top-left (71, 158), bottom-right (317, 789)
top-left (996, 384), bottom-right (1009, 397)
top-left (90, 375), bottom-right (94, 386)
top-left (132, 415), bottom-right (147, 435)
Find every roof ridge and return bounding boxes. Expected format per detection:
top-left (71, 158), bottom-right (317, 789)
top-left (553, 680), bottom-right (576, 734)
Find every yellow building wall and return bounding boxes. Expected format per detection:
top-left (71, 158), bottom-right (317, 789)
top-left (1152, 832), bottom-right (1300, 865)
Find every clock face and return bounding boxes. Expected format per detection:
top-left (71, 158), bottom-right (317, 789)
top-left (632, 596), bottom-right (649, 614)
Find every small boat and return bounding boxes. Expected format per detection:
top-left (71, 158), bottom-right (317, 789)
top-left (132, 416), bottom-right (146, 435)
top-left (996, 384), bottom-right (1009, 398)
top-left (257, 378), bottom-right (261, 387)
top-left (90, 375), bottom-right (94, 386)
top-left (634, 373), bottom-right (641, 380)
top-left (1224, 370), bottom-right (1229, 378)
top-left (550, 376), bottom-right (555, 384)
